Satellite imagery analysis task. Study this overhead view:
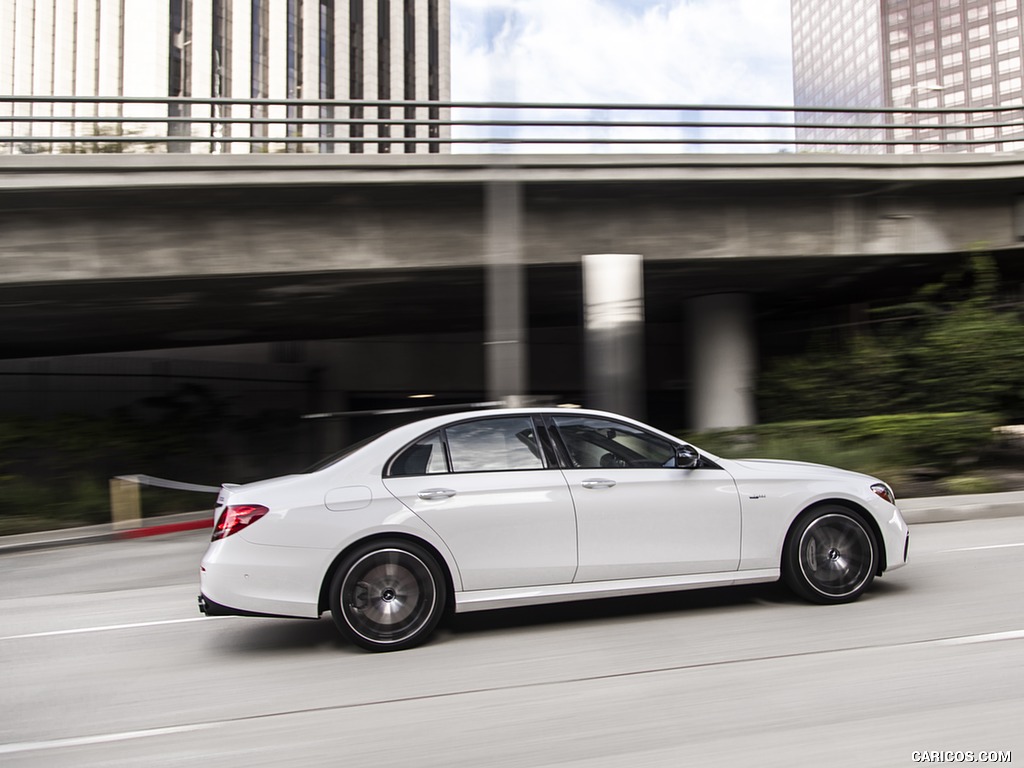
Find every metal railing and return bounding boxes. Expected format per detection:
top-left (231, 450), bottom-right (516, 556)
top-left (3, 95), bottom-right (1024, 154)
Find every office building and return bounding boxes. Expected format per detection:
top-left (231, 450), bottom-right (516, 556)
top-left (792, 0), bottom-right (1024, 152)
top-left (0, 0), bottom-right (451, 153)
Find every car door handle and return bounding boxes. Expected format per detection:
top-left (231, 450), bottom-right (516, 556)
top-left (581, 478), bottom-right (616, 490)
top-left (418, 488), bottom-right (457, 500)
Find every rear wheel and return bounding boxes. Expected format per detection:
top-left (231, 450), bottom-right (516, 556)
top-left (329, 540), bottom-right (446, 652)
top-left (784, 506), bottom-right (878, 604)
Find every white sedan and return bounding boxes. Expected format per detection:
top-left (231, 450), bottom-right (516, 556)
top-left (198, 408), bottom-right (909, 651)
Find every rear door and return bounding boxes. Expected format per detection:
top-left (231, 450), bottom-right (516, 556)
top-left (382, 415), bottom-right (578, 591)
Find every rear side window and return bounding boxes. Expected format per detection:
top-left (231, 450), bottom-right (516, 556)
top-left (446, 417), bottom-right (545, 472)
top-left (388, 417), bottom-right (547, 476)
top-left (389, 431), bottom-right (448, 476)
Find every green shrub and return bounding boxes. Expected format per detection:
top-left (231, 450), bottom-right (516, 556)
top-left (684, 412), bottom-right (999, 476)
top-left (759, 254), bottom-right (1024, 423)
top-left (937, 474), bottom-right (1001, 495)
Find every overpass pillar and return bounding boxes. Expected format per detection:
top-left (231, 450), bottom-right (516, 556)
top-left (583, 253), bottom-right (645, 420)
top-left (485, 181), bottom-right (528, 405)
top-left (687, 293), bottom-right (756, 431)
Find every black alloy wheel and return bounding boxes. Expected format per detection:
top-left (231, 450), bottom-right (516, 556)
top-left (783, 506), bottom-right (878, 604)
top-left (329, 539), bottom-right (447, 652)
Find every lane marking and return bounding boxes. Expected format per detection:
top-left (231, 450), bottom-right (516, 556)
top-left (941, 542), bottom-right (1024, 553)
top-left (935, 629), bottom-right (1024, 645)
top-left (1, 616), bottom-right (231, 641)
top-left (1, 626), bottom-right (1021, 755)
top-left (0, 724), bottom-right (220, 755)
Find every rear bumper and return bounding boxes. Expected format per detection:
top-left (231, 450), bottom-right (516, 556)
top-left (197, 593), bottom-right (313, 620)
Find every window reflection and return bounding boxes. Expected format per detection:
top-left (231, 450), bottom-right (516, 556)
top-left (390, 431), bottom-right (447, 476)
top-left (553, 416), bottom-right (675, 469)
top-left (446, 418), bottom-right (544, 473)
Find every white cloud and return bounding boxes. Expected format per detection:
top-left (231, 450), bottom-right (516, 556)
top-left (449, 0), bottom-right (795, 152)
top-left (451, 0), bottom-right (794, 105)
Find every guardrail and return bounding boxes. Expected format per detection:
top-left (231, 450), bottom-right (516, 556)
top-left (3, 96), bottom-right (1024, 154)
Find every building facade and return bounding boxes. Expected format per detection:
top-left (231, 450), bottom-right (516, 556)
top-left (792, 0), bottom-right (1024, 152)
top-left (0, 0), bottom-right (451, 153)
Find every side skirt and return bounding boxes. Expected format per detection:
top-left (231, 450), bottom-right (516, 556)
top-left (453, 568), bottom-right (780, 614)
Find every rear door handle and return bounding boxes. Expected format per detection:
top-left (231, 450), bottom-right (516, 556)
top-left (581, 478), bottom-right (616, 490)
top-left (418, 488), bottom-right (457, 500)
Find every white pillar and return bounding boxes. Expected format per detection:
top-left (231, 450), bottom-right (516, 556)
top-left (687, 293), bottom-right (756, 430)
top-left (583, 253), bottom-right (645, 419)
top-left (485, 181), bottom-right (527, 405)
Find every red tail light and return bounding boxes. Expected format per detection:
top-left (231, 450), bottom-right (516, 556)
top-left (212, 504), bottom-right (270, 540)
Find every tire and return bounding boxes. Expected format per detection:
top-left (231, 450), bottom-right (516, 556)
top-left (783, 506), bottom-right (878, 604)
top-left (329, 539), bottom-right (447, 652)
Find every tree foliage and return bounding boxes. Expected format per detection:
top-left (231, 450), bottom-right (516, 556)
top-left (759, 253), bottom-right (1024, 422)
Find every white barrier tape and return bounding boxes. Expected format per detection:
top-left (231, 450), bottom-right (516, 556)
top-left (113, 475), bottom-right (219, 494)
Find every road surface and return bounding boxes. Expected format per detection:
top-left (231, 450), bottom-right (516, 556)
top-left (1, 517), bottom-right (1022, 766)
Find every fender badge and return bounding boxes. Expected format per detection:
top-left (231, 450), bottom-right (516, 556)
top-left (748, 494), bottom-right (766, 500)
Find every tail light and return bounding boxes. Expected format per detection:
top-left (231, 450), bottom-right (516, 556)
top-left (212, 504), bottom-right (269, 540)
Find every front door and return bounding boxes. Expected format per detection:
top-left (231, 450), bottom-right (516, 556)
top-left (550, 414), bottom-right (742, 582)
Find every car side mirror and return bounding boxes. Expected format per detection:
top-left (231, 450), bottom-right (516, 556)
top-left (675, 444), bottom-right (700, 469)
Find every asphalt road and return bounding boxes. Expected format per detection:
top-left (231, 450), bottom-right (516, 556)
top-left (1, 518), bottom-right (1022, 767)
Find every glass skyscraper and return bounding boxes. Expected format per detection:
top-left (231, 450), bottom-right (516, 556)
top-left (0, 0), bottom-right (451, 153)
top-left (792, 0), bottom-right (1024, 152)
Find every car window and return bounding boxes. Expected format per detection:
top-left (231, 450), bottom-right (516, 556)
top-left (445, 417), bottom-right (545, 473)
top-left (551, 415), bottom-right (676, 469)
top-left (389, 431), bottom-right (449, 476)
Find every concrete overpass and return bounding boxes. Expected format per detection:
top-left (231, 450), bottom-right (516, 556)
top-left (2, 151), bottom-right (1023, 447)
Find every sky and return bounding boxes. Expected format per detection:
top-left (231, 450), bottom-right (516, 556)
top-left (449, 0), bottom-right (795, 106)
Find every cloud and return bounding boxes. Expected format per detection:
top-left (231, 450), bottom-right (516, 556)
top-left (451, 0), bottom-right (794, 105)
top-left (449, 0), bottom-right (795, 152)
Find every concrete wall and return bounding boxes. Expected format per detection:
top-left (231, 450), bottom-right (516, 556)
top-left (0, 154), bottom-right (1020, 286)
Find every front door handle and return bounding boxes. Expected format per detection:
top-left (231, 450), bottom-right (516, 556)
top-left (418, 488), bottom-right (457, 500)
top-left (581, 478), bottom-right (616, 490)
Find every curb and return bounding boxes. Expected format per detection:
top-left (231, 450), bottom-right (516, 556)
top-left (0, 510), bottom-right (212, 555)
top-left (1, 492), bottom-right (1022, 556)
top-left (898, 491), bottom-right (1024, 525)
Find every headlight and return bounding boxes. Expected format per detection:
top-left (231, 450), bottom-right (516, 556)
top-left (870, 482), bottom-right (896, 505)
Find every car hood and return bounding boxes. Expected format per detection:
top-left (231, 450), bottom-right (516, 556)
top-left (723, 457), bottom-right (880, 483)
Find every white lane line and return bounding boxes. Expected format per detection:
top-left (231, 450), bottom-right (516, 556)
top-left (1, 626), bottom-right (1022, 756)
top-left (935, 629), bottom-right (1024, 645)
top-left (941, 542), bottom-right (1024, 553)
top-left (0, 616), bottom-right (232, 641)
top-left (0, 724), bottom-right (219, 755)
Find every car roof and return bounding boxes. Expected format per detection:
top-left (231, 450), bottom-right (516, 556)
top-left (376, 407), bottom-right (679, 446)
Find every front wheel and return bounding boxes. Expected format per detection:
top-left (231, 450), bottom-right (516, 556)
top-left (329, 540), bottom-right (447, 652)
top-left (783, 506), bottom-right (878, 604)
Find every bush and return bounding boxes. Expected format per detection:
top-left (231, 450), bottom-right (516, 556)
top-left (684, 412), bottom-right (1000, 477)
top-left (759, 253), bottom-right (1024, 423)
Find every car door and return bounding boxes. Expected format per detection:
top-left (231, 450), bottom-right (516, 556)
top-left (550, 414), bottom-right (741, 582)
top-left (381, 415), bottom-right (578, 591)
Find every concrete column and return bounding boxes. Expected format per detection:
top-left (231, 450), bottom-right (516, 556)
top-left (687, 293), bottom-right (756, 431)
top-left (583, 253), bottom-right (645, 420)
top-left (485, 180), bottom-right (527, 406)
